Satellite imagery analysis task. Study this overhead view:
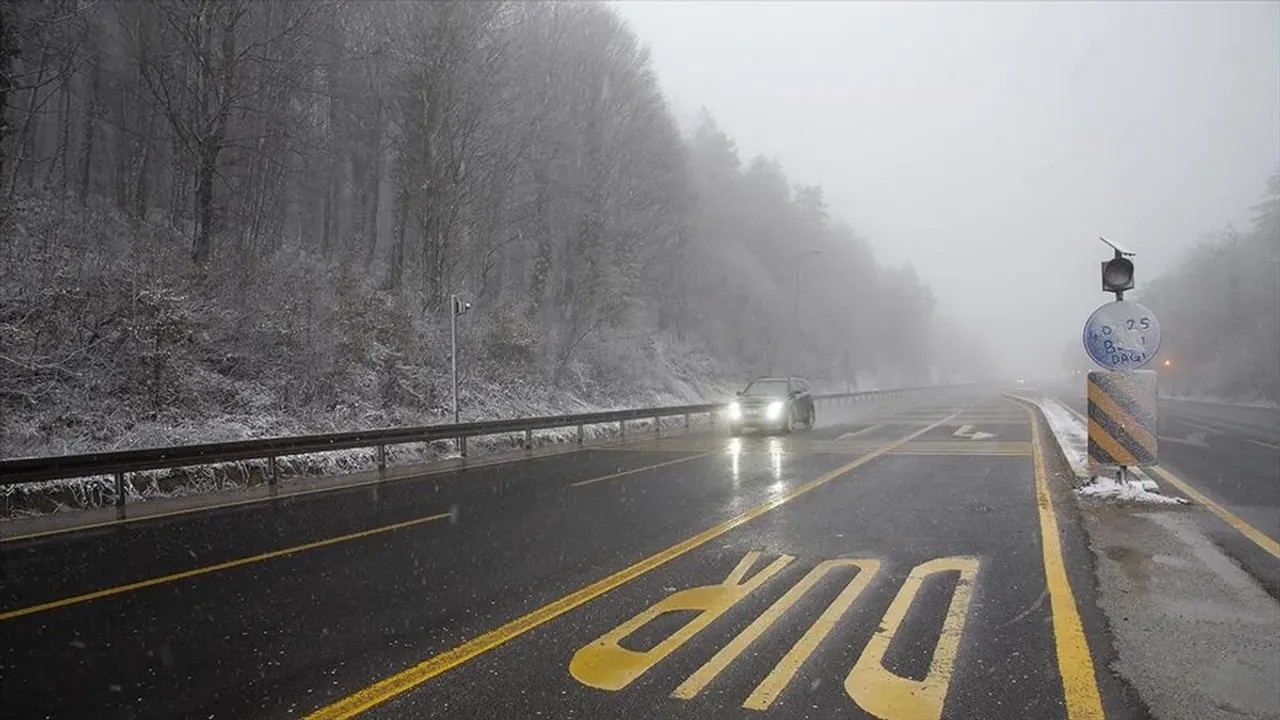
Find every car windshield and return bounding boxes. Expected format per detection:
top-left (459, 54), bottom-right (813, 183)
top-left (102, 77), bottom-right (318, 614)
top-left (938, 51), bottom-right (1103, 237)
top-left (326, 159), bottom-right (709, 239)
top-left (742, 379), bottom-right (790, 397)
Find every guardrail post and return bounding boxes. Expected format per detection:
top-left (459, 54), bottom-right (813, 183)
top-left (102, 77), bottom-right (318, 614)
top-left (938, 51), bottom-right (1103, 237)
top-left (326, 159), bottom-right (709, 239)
top-left (377, 445), bottom-right (386, 472)
top-left (619, 420), bottom-right (626, 440)
top-left (524, 428), bottom-right (533, 450)
top-left (683, 412), bottom-right (690, 430)
top-left (577, 424), bottom-right (585, 445)
top-left (114, 472), bottom-right (126, 516)
top-left (269, 456), bottom-right (278, 487)
top-left (459, 436), bottom-right (468, 458)
top-left (654, 416), bottom-right (661, 436)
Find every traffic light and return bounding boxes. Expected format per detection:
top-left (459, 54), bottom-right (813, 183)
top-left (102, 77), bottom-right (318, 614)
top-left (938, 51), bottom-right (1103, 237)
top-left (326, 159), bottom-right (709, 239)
top-left (1099, 236), bottom-right (1136, 298)
top-left (452, 296), bottom-right (471, 316)
top-left (1101, 255), bottom-right (1134, 293)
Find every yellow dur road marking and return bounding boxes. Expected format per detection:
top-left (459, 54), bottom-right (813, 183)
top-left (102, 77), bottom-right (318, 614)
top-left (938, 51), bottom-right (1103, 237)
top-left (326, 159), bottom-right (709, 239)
top-left (1148, 466), bottom-right (1280, 558)
top-left (0, 512), bottom-right (450, 621)
top-left (1023, 402), bottom-right (1106, 720)
top-left (571, 453), bottom-right (712, 487)
top-left (303, 411), bottom-right (961, 720)
top-left (844, 556), bottom-right (979, 720)
top-left (1061, 401), bottom-right (1280, 559)
top-left (0, 446), bottom-right (578, 544)
top-left (670, 558), bottom-right (877, 701)
top-left (571, 551), bottom-right (794, 690)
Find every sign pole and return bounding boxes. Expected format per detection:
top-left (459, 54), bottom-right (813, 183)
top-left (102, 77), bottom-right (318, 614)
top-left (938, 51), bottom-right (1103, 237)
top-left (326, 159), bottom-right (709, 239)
top-left (455, 293), bottom-right (465, 425)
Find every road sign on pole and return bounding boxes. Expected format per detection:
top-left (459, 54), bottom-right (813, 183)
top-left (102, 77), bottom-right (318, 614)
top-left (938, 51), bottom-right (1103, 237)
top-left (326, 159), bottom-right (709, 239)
top-left (1082, 300), bottom-right (1161, 370)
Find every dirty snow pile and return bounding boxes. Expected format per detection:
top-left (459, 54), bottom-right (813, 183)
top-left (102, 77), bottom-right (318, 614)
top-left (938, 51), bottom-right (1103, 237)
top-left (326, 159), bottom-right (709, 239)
top-left (1077, 475), bottom-right (1188, 505)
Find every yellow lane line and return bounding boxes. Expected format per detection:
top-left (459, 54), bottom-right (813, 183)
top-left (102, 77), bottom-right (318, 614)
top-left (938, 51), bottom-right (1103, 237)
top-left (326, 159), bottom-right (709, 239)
top-left (1147, 466), bottom-right (1280, 558)
top-left (1, 448), bottom-right (573, 544)
top-left (0, 512), bottom-right (451, 621)
top-left (303, 411), bottom-right (961, 720)
top-left (1023, 401), bottom-right (1105, 720)
top-left (571, 453), bottom-right (712, 487)
top-left (1060, 401), bottom-right (1279, 558)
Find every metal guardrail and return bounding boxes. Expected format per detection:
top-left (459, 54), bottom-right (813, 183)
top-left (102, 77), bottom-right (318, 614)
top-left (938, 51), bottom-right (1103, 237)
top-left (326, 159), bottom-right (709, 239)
top-left (0, 387), bottom-right (927, 507)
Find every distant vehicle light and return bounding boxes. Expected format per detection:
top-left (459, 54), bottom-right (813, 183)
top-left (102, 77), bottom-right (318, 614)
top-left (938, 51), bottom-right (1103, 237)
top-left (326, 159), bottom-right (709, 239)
top-left (766, 401), bottom-right (784, 420)
top-left (1016, 378), bottom-right (1026, 384)
top-left (728, 402), bottom-right (742, 420)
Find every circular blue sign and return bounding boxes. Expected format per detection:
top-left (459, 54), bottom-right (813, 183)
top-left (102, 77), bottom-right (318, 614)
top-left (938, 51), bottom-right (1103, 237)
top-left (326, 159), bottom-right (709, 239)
top-left (1082, 301), bottom-right (1161, 370)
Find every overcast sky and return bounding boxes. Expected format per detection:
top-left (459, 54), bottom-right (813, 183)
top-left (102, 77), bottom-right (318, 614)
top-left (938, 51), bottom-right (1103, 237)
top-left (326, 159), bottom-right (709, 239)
top-left (613, 1), bottom-right (1280, 377)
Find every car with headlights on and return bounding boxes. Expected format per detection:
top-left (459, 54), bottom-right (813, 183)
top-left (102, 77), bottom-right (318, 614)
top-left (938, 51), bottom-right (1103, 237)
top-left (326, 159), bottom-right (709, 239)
top-left (726, 376), bottom-right (815, 436)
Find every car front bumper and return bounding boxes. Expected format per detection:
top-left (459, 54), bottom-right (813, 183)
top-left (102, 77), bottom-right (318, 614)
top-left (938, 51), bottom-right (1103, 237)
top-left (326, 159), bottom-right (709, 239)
top-left (729, 410), bottom-right (789, 431)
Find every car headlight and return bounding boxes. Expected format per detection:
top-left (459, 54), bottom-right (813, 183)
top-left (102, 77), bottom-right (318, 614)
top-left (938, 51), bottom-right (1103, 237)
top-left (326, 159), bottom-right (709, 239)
top-left (728, 402), bottom-right (742, 420)
top-left (766, 401), bottom-right (784, 420)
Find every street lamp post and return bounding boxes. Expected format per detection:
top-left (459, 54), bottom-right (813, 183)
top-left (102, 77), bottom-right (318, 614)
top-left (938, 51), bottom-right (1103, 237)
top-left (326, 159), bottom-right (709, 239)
top-left (450, 294), bottom-right (471, 453)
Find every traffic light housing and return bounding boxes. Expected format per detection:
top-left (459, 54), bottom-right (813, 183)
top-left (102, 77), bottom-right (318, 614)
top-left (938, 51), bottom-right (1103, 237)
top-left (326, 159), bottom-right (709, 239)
top-left (1099, 236), bottom-right (1136, 299)
top-left (1101, 255), bottom-right (1134, 294)
top-left (451, 296), bottom-right (471, 316)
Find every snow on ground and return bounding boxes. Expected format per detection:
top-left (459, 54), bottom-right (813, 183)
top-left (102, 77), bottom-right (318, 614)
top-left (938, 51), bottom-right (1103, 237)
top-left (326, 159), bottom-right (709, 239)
top-left (1077, 475), bottom-right (1187, 505)
top-left (1036, 396), bottom-right (1091, 480)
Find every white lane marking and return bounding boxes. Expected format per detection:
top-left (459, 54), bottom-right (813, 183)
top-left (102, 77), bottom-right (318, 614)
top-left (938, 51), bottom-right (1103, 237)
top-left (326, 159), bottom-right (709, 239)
top-left (952, 425), bottom-right (997, 441)
top-left (837, 425), bottom-right (883, 441)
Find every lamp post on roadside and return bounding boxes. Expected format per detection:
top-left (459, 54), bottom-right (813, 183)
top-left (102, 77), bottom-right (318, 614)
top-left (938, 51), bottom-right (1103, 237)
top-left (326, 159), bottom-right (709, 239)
top-left (450, 294), bottom-right (471, 453)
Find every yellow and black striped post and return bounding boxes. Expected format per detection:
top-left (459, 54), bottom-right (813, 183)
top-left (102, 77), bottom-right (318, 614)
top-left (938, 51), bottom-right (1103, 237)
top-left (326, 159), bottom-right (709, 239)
top-left (1087, 370), bottom-right (1158, 469)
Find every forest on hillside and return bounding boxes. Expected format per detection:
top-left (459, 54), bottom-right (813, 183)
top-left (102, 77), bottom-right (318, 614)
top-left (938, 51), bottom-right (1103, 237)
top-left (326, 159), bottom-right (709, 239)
top-left (1140, 169), bottom-right (1280, 403)
top-left (0, 1), bottom-right (983, 457)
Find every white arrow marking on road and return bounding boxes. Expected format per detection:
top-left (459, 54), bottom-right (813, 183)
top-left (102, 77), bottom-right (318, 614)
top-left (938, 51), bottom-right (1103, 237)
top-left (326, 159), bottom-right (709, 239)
top-left (837, 425), bottom-right (883, 441)
top-left (953, 425), bottom-right (997, 441)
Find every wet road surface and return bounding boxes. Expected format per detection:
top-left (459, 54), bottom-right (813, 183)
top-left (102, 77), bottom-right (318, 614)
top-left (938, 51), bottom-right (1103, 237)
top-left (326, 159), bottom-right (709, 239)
top-left (1, 389), bottom-right (1149, 719)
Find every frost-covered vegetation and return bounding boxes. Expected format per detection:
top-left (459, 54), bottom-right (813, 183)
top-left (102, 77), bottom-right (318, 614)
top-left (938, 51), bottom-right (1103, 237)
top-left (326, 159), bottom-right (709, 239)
top-left (0, 1), bottom-right (987, 462)
top-left (1140, 170), bottom-right (1280, 403)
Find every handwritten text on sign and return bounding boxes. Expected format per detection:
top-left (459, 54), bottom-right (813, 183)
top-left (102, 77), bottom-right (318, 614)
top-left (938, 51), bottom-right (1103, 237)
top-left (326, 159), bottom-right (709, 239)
top-left (1082, 301), bottom-right (1162, 370)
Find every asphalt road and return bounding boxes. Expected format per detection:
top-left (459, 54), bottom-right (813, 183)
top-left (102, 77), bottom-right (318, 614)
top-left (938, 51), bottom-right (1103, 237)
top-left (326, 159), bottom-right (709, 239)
top-left (1055, 392), bottom-right (1280, 595)
top-left (1, 389), bottom-right (1149, 719)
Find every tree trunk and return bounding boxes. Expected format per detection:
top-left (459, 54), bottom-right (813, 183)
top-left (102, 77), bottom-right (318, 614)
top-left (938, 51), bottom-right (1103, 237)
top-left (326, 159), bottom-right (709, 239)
top-left (363, 100), bottom-right (384, 269)
top-left (192, 146), bottom-right (216, 263)
top-left (77, 60), bottom-right (100, 206)
top-left (388, 189), bottom-right (408, 290)
top-left (56, 66), bottom-right (71, 214)
top-left (0, 4), bottom-right (13, 193)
